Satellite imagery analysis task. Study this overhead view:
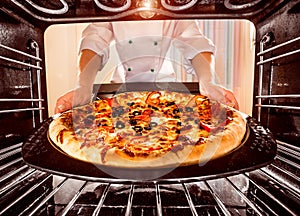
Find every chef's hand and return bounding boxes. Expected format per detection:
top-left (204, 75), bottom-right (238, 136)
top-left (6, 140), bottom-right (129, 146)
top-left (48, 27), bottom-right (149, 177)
top-left (201, 83), bottom-right (239, 110)
top-left (221, 86), bottom-right (239, 110)
top-left (54, 86), bottom-right (93, 114)
top-left (191, 53), bottom-right (239, 110)
top-left (55, 49), bottom-right (102, 114)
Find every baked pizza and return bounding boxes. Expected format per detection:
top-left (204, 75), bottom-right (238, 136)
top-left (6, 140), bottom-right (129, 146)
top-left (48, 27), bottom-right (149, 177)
top-left (48, 91), bottom-right (247, 168)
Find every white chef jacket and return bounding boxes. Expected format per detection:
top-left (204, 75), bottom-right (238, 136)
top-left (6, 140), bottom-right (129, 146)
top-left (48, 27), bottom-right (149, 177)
top-left (79, 20), bottom-right (215, 83)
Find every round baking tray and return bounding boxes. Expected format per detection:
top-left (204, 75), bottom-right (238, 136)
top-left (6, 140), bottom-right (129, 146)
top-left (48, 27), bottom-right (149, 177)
top-left (22, 116), bottom-right (277, 184)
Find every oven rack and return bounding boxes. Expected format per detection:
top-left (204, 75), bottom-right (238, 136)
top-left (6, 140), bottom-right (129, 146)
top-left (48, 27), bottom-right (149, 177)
top-left (256, 35), bottom-right (300, 122)
top-left (0, 42), bottom-right (44, 127)
top-left (0, 140), bottom-right (299, 215)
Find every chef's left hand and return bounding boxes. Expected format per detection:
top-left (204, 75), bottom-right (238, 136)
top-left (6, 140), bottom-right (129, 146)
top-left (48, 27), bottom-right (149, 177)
top-left (200, 83), bottom-right (239, 110)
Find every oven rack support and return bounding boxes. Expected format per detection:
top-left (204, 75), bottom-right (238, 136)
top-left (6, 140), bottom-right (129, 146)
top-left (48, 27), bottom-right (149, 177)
top-left (256, 35), bottom-right (300, 122)
top-left (0, 42), bottom-right (44, 127)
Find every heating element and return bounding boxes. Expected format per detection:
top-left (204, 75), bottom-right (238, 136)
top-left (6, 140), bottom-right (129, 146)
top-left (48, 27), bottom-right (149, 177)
top-left (0, 0), bottom-right (300, 215)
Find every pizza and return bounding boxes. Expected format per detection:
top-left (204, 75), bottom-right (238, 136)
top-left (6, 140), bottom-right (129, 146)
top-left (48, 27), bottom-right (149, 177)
top-left (48, 91), bottom-right (247, 168)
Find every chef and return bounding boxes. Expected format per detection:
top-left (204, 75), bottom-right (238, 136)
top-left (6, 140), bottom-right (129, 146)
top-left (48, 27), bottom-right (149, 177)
top-left (55, 20), bottom-right (239, 113)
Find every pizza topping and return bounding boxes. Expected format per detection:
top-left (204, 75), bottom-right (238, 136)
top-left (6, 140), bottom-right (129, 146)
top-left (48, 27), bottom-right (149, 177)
top-left (181, 125), bottom-right (193, 131)
top-left (129, 119), bottom-right (137, 125)
top-left (145, 91), bottom-right (161, 106)
top-left (123, 148), bottom-right (135, 157)
top-left (132, 114), bottom-right (151, 122)
top-left (115, 120), bottom-right (125, 129)
top-left (60, 112), bottom-right (73, 128)
top-left (83, 118), bottom-right (94, 128)
top-left (127, 102), bottom-right (135, 106)
top-left (226, 109), bottom-right (234, 118)
top-left (103, 98), bottom-right (113, 107)
top-left (109, 133), bottom-right (123, 144)
top-left (197, 137), bottom-right (205, 144)
top-left (178, 135), bottom-right (196, 146)
top-left (112, 106), bottom-right (125, 117)
top-left (199, 121), bottom-right (215, 132)
top-left (171, 144), bottom-right (184, 152)
top-left (100, 146), bottom-right (111, 163)
top-left (133, 125), bottom-right (143, 133)
top-left (144, 146), bottom-right (163, 153)
top-left (166, 101), bottom-right (175, 106)
top-left (148, 105), bottom-right (159, 111)
top-left (149, 121), bottom-right (158, 127)
top-left (144, 125), bottom-right (152, 130)
top-left (142, 109), bottom-right (153, 115)
top-left (185, 107), bottom-right (193, 112)
top-left (132, 110), bottom-right (141, 116)
top-left (56, 128), bottom-right (69, 143)
top-left (86, 114), bottom-right (95, 120)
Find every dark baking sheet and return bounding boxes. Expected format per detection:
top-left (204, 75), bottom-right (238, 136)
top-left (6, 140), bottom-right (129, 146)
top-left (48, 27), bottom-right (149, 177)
top-left (22, 116), bottom-right (277, 183)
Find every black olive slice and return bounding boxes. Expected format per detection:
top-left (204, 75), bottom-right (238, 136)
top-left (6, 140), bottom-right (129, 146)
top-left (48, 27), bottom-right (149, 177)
top-left (115, 121), bottom-right (125, 129)
top-left (149, 122), bottom-right (158, 127)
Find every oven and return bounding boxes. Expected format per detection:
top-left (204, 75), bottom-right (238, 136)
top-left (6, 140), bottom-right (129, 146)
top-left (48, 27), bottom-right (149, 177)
top-left (0, 0), bottom-right (299, 215)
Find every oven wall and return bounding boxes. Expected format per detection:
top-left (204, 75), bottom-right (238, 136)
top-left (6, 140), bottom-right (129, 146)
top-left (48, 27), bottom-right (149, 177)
top-left (0, 13), bottom-right (47, 139)
top-left (253, 0), bottom-right (300, 145)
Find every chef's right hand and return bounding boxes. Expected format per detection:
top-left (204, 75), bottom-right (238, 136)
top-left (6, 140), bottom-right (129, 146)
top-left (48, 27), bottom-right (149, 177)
top-left (54, 86), bottom-right (93, 114)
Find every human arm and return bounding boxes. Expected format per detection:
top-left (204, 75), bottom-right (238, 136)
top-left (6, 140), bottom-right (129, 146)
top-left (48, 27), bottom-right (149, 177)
top-left (54, 49), bottom-right (102, 113)
top-left (171, 20), bottom-right (238, 109)
top-left (191, 52), bottom-right (239, 110)
top-left (54, 22), bottom-right (113, 114)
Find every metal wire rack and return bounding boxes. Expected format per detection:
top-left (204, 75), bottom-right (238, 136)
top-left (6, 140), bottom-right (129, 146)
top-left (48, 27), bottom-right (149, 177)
top-left (0, 138), bottom-right (299, 216)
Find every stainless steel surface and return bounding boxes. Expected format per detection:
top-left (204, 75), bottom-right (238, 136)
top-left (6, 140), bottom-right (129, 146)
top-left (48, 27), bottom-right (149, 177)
top-left (0, 55), bottom-right (42, 70)
top-left (256, 94), bottom-right (300, 98)
top-left (0, 43), bottom-right (42, 61)
top-left (255, 104), bottom-right (300, 110)
top-left (0, 107), bottom-right (45, 114)
top-left (257, 49), bottom-right (300, 65)
top-left (30, 40), bottom-right (44, 123)
top-left (257, 37), bottom-right (300, 56)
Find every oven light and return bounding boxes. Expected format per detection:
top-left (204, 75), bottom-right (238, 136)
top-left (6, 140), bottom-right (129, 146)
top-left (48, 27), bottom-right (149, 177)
top-left (137, 0), bottom-right (158, 19)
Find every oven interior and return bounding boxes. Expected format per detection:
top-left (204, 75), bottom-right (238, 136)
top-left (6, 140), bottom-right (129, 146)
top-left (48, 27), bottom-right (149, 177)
top-left (0, 0), bottom-right (299, 215)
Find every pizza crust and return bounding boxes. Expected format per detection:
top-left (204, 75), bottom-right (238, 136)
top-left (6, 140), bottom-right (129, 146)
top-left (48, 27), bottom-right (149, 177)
top-left (49, 114), bottom-right (84, 158)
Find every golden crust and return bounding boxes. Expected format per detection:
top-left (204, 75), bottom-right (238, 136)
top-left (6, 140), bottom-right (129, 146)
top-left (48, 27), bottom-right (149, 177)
top-left (48, 113), bottom-right (83, 157)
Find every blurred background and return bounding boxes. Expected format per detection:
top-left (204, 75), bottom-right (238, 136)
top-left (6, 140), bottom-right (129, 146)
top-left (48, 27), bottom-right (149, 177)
top-left (44, 19), bottom-right (255, 116)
